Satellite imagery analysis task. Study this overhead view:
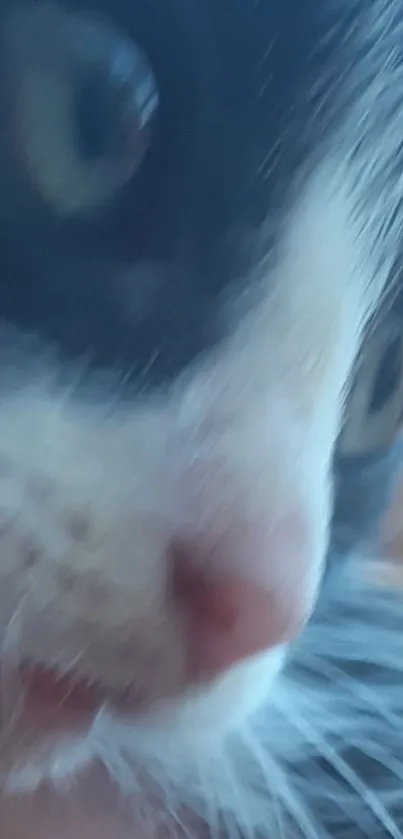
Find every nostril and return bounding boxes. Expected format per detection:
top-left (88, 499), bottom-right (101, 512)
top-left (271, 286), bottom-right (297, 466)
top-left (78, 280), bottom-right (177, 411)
top-left (172, 541), bottom-right (239, 636)
top-left (170, 538), bottom-right (306, 681)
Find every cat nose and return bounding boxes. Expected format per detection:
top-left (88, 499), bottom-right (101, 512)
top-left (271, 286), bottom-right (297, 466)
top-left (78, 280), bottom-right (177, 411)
top-left (171, 539), bottom-right (308, 680)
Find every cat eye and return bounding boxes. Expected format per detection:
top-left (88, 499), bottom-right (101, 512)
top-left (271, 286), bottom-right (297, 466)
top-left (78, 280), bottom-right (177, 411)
top-left (339, 318), bottom-right (403, 456)
top-left (4, 2), bottom-right (159, 217)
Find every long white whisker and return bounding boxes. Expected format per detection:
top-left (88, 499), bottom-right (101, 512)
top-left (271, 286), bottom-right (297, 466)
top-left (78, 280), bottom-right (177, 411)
top-left (298, 652), bottom-right (401, 729)
top-left (279, 695), bottom-right (402, 839)
top-left (242, 723), bottom-right (323, 839)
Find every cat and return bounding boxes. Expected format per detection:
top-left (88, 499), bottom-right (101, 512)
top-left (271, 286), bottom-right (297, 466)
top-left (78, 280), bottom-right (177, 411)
top-left (1, 2), bottom-right (403, 837)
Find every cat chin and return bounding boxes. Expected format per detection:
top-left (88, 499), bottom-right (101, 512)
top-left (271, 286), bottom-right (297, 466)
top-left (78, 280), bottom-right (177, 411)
top-left (2, 646), bottom-right (285, 795)
top-left (4, 559), bottom-right (403, 839)
top-left (1, 733), bottom-right (93, 795)
top-left (97, 558), bottom-right (403, 839)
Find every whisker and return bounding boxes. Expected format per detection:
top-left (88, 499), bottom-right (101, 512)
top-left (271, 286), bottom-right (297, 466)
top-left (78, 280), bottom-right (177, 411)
top-left (279, 696), bottom-right (402, 839)
top-left (297, 652), bottom-right (401, 730)
top-left (0, 594), bottom-right (28, 742)
top-left (242, 724), bottom-right (323, 839)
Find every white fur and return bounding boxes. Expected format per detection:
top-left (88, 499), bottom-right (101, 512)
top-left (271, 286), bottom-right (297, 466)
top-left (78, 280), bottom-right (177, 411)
top-left (83, 560), bottom-right (403, 839)
top-left (0, 160), bottom-right (386, 799)
top-left (6, 561), bottom-right (403, 839)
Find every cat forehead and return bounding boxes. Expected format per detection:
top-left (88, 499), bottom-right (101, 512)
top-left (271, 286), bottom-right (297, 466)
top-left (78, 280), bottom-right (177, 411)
top-left (0, 0), bottom-right (367, 393)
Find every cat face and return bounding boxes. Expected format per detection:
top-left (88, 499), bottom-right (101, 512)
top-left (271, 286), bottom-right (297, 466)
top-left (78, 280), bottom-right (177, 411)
top-left (0, 0), bottom-right (391, 790)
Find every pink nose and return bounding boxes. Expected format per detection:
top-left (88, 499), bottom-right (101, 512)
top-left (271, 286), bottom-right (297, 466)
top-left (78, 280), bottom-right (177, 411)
top-left (171, 539), bottom-right (308, 681)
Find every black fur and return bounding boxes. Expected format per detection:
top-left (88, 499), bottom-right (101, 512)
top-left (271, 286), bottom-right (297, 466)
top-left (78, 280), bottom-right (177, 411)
top-left (1, 3), bottom-right (403, 836)
top-left (0, 0), bottom-right (396, 387)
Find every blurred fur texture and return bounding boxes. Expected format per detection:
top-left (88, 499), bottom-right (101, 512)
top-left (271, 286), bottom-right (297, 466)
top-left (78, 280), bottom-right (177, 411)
top-left (1, 2), bottom-right (403, 838)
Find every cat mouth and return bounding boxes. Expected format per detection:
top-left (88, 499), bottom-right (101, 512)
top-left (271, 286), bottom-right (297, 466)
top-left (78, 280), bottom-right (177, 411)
top-left (12, 662), bottom-right (151, 724)
top-left (18, 663), bottom-right (106, 715)
top-left (0, 663), bottom-right (99, 752)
